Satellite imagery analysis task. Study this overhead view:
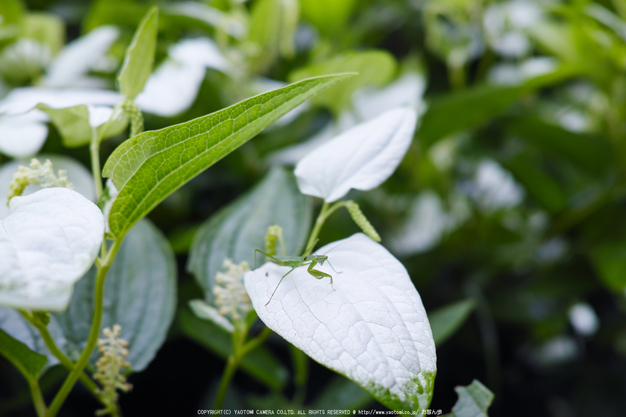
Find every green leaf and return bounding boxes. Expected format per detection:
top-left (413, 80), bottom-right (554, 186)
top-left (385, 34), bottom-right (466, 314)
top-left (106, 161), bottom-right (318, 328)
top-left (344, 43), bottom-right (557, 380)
top-left (0, 328), bottom-right (47, 382)
top-left (300, 0), bottom-right (356, 36)
top-left (102, 74), bottom-right (351, 238)
top-left (117, 6), bottom-right (158, 99)
top-left (188, 167), bottom-right (311, 299)
top-left (591, 241), bottom-right (626, 293)
top-left (54, 220), bottom-right (176, 372)
top-left (418, 67), bottom-right (579, 147)
top-left (503, 155), bottom-right (567, 214)
top-left (507, 117), bottom-right (613, 174)
top-left (289, 51), bottom-right (396, 115)
top-left (37, 104), bottom-right (91, 147)
top-left (448, 380), bottom-right (494, 417)
top-left (312, 376), bottom-right (372, 410)
top-left (22, 12), bottom-right (65, 54)
top-left (0, 0), bottom-right (25, 25)
top-left (37, 104), bottom-right (128, 148)
top-left (178, 308), bottom-right (289, 390)
top-left (430, 300), bottom-right (475, 346)
top-left (247, 0), bottom-right (299, 71)
top-left (0, 307), bottom-right (65, 370)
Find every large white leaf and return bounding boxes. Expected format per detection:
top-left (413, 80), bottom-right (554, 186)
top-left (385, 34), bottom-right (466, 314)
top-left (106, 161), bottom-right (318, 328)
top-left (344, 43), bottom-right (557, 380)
top-left (244, 233), bottom-right (437, 411)
top-left (0, 87), bottom-right (121, 157)
top-left (294, 107), bottom-right (417, 202)
top-left (44, 26), bottom-right (119, 88)
top-left (0, 155), bottom-right (96, 219)
top-left (0, 188), bottom-right (104, 311)
top-left (136, 37), bottom-right (231, 117)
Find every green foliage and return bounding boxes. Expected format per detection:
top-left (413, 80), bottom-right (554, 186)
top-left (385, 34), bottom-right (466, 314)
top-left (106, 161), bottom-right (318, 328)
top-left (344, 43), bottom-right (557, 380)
top-left (0, 328), bottom-right (47, 382)
top-left (300, 0), bottom-right (356, 36)
top-left (289, 51), bottom-right (396, 114)
top-left (37, 104), bottom-right (128, 147)
top-left (188, 167), bottom-right (310, 299)
top-left (117, 6), bottom-right (158, 100)
top-left (447, 380), bottom-right (494, 417)
top-left (22, 13), bottom-right (65, 54)
top-left (430, 300), bottom-right (475, 346)
top-left (54, 220), bottom-right (176, 372)
top-left (246, 0), bottom-right (299, 71)
top-left (178, 308), bottom-right (288, 390)
top-left (103, 74), bottom-right (350, 238)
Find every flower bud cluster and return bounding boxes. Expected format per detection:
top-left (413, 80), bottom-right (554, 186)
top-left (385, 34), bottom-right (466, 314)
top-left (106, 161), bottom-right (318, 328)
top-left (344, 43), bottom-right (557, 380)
top-left (7, 159), bottom-right (74, 205)
top-left (214, 259), bottom-right (252, 323)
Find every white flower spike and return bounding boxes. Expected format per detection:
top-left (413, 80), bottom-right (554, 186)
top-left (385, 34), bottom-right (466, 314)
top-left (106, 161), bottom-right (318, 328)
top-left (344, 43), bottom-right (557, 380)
top-left (244, 233), bottom-right (436, 410)
top-left (0, 188), bottom-right (104, 311)
top-left (294, 107), bottom-right (418, 203)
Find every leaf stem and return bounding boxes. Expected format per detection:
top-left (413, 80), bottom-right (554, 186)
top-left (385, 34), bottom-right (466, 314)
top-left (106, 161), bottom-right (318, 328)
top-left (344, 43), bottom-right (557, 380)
top-left (303, 201), bottom-right (348, 256)
top-left (90, 129), bottom-right (103, 201)
top-left (213, 326), bottom-right (272, 409)
top-left (28, 379), bottom-right (47, 417)
top-left (45, 238), bottom-right (123, 417)
top-left (18, 311), bottom-right (101, 399)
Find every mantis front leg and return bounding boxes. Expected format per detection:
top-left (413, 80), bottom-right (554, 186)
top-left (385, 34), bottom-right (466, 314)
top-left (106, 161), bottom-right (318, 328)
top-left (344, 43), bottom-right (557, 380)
top-left (306, 260), bottom-right (334, 290)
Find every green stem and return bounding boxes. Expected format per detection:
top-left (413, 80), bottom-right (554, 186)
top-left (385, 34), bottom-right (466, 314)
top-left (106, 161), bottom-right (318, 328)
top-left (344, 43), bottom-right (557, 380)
top-left (19, 311), bottom-right (101, 398)
top-left (303, 201), bottom-right (349, 256)
top-left (240, 327), bottom-right (272, 357)
top-left (290, 345), bottom-right (309, 406)
top-left (28, 379), bottom-right (46, 417)
top-left (213, 355), bottom-right (238, 410)
top-left (90, 132), bottom-right (103, 201)
top-left (45, 239), bottom-right (123, 417)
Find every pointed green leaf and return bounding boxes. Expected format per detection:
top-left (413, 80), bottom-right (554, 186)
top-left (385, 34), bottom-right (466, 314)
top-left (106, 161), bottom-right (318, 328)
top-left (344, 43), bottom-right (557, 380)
top-left (0, 327), bottom-right (47, 382)
top-left (37, 104), bottom-right (91, 147)
top-left (178, 308), bottom-right (289, 390)
top-left (37, 104), bottom-right (128, 148)
top-left (419, 66), bottom-right (580, 147)
top-left (430, 300), bottom-right (475, 346)
top-left (102, 74), bottom-right (352, 238)
top-left (117, 6), bottom-right (159, 99)
top-left (289, 52), bottom-right (396, 115)
top-left (448, 380), bottom-right (494, 417)
top-left (54, 220), bottom-right (176, 372)
top-left (188, 167), bottom-right (311, 300)
top-left (300, 0), bottom-right (356, 36)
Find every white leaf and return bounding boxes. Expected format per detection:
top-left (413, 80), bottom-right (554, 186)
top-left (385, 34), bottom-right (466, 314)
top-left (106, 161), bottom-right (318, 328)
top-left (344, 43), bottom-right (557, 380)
top-left (135, 62), bottom-right (206, 116)
top-left (0, 87), bottom-right (121, 116)
top-left (0, 116), bottom-right (48, 158)
top-left (169, 38), bottom-right (232, 72)
top-left (295, 107), bottom-right (417, 202)
top-left (0, 188), bottom-right (104, 311)
top-left (189, 299), bottom-right (235, 333)
top-left (44, 26), bottom-right (119, 88)
top-left (244, 233), bottom-right (437, 410)
top-left (353, 73), bottom-right (426, 122)
top-left (0, 155), bottom-right (97, 220)
top-left (136, 37), bottom-right (232, 117)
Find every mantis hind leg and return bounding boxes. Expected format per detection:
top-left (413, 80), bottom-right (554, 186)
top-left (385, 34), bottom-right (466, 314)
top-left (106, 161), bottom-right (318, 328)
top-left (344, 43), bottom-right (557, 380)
top-left (255, 249), bottom-right (287, 269)
top-left (266, 267), bottom-right (296, 306)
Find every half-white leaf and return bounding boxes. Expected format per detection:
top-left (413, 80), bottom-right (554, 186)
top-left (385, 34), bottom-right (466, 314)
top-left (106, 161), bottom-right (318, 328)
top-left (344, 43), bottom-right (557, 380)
top-left (244, 233), bottom-right (437, 411)
top-left (0, 188), bottom-right (104, 311)
top-left (294, 107), bottom-right (417, 202)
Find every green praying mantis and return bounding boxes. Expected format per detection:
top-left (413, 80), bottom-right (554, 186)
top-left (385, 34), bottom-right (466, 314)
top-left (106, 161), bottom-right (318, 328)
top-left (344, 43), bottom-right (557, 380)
top-left (255, 239), bottom-right (343, 305)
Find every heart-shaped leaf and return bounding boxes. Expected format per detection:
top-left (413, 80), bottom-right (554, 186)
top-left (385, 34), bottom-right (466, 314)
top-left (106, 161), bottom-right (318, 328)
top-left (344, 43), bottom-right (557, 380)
top-left (295, 107), bottom-right (417, 203)
top-left (188, 167), bottom-right (311, 300)
top-left (0, 188), bottom-right (104, 312)
top-left (54, 219), bottom-right (176, 372)
top-left (244, 233), bottom-right (437, 411)
top-left (103, 74), bottom-right (351, 239)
